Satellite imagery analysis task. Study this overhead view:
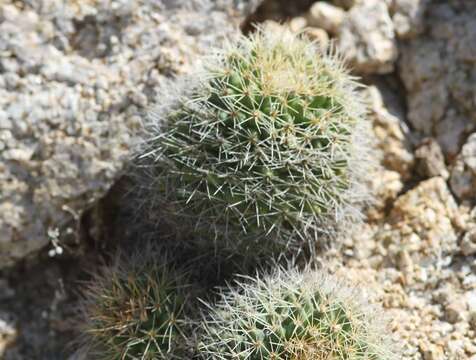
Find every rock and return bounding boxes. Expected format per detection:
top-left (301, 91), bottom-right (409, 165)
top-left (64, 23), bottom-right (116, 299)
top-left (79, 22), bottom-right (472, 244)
top-left (445, 298), bottom-right (467, 324)
top-left (366, 85), bottom-right (414, 179)
top-left (450, 133), bottom-right (476, 202)
top-left (0, 317), bottom-right (16, 357)
top-left (461, 226), bottom-right (476, 256)
top-left (434, 285), bottom-right (468, 324)
top-left (447, 339), bottom-right (465, 358)
top-left (306, 2), bottom-right (345, 35)
top-left (399, 3), bottom-right (476, 157)
top-left (391, 0), bottom-right (428, 39)
top-left (378, 178), bottom-right (460, 268)
top-left (303, 28), bottom-right (329, 48)
top-left (288, 16), bottom-right (307, 32)
top-left (337, 0), bottom-right (397, 74)
top-left (420, 342), bottom-right (445, 360)
top-left (467, 291), bottom-right (476, 313)
top-left (470, 312), bottom-right (476, 331)
top-left (415, 138), bottom-right (449, 180)
top-left (367, 169), bottom-right (403, 221)
top-left (0, 279), bottom-right (14, 301)
top-left (0, 0), bottom-right (259, 268)
top-left (331, 0), bottom-right (354, 10)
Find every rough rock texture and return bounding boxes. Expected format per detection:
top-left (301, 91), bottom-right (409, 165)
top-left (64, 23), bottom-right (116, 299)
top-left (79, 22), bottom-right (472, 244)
top-left (366, 85), bottom-right (414, 180)
top-left (378, 177), bottom-right (461, 269)
top-left (0, 316), bottom-right (16, 358)
top-left (306, 1), bottom-right (345, 34)
top-left (0, 256), bottom-right (85, 359)
top-left (450, 133), bottom-right (476, 203)
top-left (330, 231), bottom-right (476, 359)
top-left (461, 207), bottom-right (476, 256)
top-left (414, 138), bottom-right (449, 180)
top-left (461, 226), bottom-right (476, 256)
top-left (399, 2), bottom-right (476, 157)
top-left (367, 168), bottom-right (403, 221)
top-left (390, 0), bottom-right (428, 39)
top-left (338, 0), bottom-right (398, 74)
top-left (303, 27), bottom-right (330, 48)
top-left (331, 0), bottom-right (354, 10)
top-left (0, 0), bottom-right (258, 269)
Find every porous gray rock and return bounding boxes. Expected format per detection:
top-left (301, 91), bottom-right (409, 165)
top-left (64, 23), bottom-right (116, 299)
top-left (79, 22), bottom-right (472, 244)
top-left (0, 315), bottom-right (16, 357)
top-left (450, 133), bottom-right (476, 202)
top-left (366, 85), bottom-right (414, 180)
top-left (461, 226), bottom-right (476, 256)
top-left (337, 0), bottom-right (397, 74)
top-left (399, 2), bottom-right (476, 157)
top-left (390, 0), bottom-right (428, 39)
top-left (415, 138), bottom-right (449, 180)
top-left (331, 0), bottom-right (354, 10)
top-left (0, 0), bottom-right (260, 268)
top-left (378, 177), bottom-right (460, 269)
top-left (306, 1), bottom-right (345, 35)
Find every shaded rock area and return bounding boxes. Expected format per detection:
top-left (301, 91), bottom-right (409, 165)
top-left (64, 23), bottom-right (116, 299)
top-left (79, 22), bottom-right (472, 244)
top-left (450, 133), bottom-right (476, 203)
top-left (0, 256), bottom-right (84, 359)
top-left (379, 177), bottom-right (461, 270)
top-left (414, 138), bottom-right (449, 180)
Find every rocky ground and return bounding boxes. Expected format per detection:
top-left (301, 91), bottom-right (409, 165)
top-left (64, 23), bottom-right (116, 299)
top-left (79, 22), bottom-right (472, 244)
top-left (1, 0), bottom-right (475, 359)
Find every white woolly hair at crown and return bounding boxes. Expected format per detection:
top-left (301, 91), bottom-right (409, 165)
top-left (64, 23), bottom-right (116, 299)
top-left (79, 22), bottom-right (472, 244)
top-left (137, 24), bottom-right (376, 252)
top-left (199, 266), bottom-right (399, 359)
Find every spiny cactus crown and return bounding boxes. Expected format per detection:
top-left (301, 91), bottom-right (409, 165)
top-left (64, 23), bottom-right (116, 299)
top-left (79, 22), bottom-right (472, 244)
top-left (143, 26), bottom-right (370, 252)
top-left (199, 267), bottom-right (397, 359)
top-left (78, 254), bottom-right (189, 359)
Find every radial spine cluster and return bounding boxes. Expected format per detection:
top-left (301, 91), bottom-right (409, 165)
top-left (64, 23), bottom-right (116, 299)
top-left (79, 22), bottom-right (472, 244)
top-left (143, 26), bottom-right (371, 253)
top-left (78, 254), bottom-right (189, 359)
top-left (199, 267), bottom-right (396, 359)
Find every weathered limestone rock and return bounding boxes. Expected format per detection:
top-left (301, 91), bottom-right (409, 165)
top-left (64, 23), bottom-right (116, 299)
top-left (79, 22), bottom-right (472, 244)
top-left (399, 2), bottom-right (476, 157)
top-left (460, 226), bottom-right (476, 256)
top-left (0, 0), bottom-right (260, 268)
top-left (415, 138), bottom-right (449, 180)
top-left (306, 2), bottom-right (345, 35)
top-left (450, 133), bottom-right (476, 202)
top-left (0, 316), bottom-right (16, 357)
top-left (366, 85), bottom-right (414, 179)
top-left (391, 0), bottom-right (428, 39)
top-left (378, 178), bottom-right (461, 268)
top-left (338, 0), bottom-right (397, 74)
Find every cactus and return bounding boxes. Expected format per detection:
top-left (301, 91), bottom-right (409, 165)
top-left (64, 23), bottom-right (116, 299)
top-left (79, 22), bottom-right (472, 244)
top-left (141, 25), bottom-right (371, 253)
top-left (77, 252), bottom-right (190, 359)
top-left (199, 267), bottom-right (397, 359)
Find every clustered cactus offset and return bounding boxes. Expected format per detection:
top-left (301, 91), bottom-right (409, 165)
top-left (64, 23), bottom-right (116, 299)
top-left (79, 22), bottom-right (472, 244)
top-left (77, 253), bottom-right (190, 359)
top-left (199, 267), bottom-right (396, 359)
top-left (76, 26), bottom-right (396, 360)
top-left (142, 26), bottom-right (371, 253)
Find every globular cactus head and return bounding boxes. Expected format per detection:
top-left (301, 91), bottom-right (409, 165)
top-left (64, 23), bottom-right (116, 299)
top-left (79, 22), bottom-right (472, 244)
top-left (199, 267), bottom-right (397, 359)
top-left (141, 25), bottom-right (371, 254)
top-left (77, 252), bottom-right (190, 359)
